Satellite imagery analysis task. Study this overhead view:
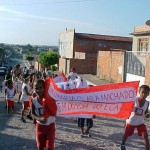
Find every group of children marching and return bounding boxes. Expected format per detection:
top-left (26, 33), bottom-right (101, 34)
top-left (2, 67), bottom-right (57, 150)
top-left (1, 66), bottom-right (150, 150)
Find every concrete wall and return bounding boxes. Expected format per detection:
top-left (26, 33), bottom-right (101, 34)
top-left (59, 29), bottom-right (75, 58)
top-left (59, 58), bottom-right (66, 74)
top-left (97, 51), bottom-right (125, 83)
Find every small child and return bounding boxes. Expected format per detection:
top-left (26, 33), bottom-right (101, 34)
top-left (16, 73), bottom-right (23, 104)
top-left (31, 79), bottom-right (57, 150)
top-left (120, 85), bottom-right (150, 150)
top-left (20, 74), bottom-right (32, 123)
top-left (26, 73), bottom-right (36, 120)
top-left (3, 74), bottom-right (13, 108)
top-left (5, 80), bottom-right (16, 114)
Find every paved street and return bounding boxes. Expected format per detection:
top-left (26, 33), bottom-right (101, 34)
top-left (1, 93), bottom-right (150, 150)
top-left (0, 51), bottom-right (150, 150)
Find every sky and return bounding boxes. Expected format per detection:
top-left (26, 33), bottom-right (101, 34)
top-left (0, 0), bottom-right (150, 46)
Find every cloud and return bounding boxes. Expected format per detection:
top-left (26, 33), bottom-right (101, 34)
top-left (0, 6), bottom-right (91, 25)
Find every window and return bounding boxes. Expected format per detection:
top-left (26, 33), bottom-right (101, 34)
top-left (137, 38), bottom-right (149, 56)
top-left (80, 41), bottom-right (88, 46)
top-left (112, 42), bottom-right (120, 49)
top-left (128, 44), bottom-right (132, 50)
top-left (98, 41), bottom-right (106, 48)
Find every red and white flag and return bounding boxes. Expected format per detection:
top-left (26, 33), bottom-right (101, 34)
top-left (45, 77), bottom-right (139, 119)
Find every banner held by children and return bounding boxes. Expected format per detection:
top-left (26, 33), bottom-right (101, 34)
top-left (45, 77), bottom-right (139, 119)
top-left (53, 73), bottom-right (67, 83)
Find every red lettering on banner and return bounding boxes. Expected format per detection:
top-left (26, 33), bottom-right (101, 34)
top-left (68, 102), bottom-right (73, 110)
top-left (95, 95), bottom-right (101, 101)
top-left (100, 94), bottom-right (107, 101)
top-left (87, 96), bottom-right (94, 101)
top-left (92, 104), bottom-right (103, 109)
top-left (92, 103), bottom-right (120, 112)
top-left (74, 103), bottom-right (88, 110)
top-left (109, 104), bottom-right (119, 111)
top-left (114, 92), bottom-right (119, 99)
top-left (118, 92), bottom-right (124, 99)
top-left (124, 91), bottom-right (128, 99)
top-left (110, 93), bottom-right (115, 100)
top-left (129, 90), bottom-right (134, 98)
top-left (77, 96), bottom-right (83, 101)
top-left (49, 83), bottom-right (137, 103)
top-left (104, 104), bottom-right (109, 110)
top-left (71, 96), bottom-right (76, 101)
top-left (62, 102), bottom-right (67, 111)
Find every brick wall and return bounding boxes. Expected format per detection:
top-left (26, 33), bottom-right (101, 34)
top-left (97, 51), bottom-right (125, 83)
top-left (70, 58), bottom-right (97, 75)
top-left (74, 39), bottom-right (132, 56)
top-left (145, 54), bottom-right (150, 86)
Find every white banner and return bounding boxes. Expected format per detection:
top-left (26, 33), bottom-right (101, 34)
top-left (49, 83), bottom-right (136, 103)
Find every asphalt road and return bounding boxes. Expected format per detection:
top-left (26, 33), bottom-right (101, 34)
top-left (0, 51), bottom-right (150, 150)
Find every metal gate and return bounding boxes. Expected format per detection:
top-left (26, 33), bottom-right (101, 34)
top-left (124, 51), bottom-right (147, 86)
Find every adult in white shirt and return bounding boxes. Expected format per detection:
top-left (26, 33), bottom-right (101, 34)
top-left (68, 68), bottom-right (78, 81)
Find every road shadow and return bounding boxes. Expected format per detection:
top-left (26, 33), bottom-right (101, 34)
top-left (0, 133), bottom-right (37, 150)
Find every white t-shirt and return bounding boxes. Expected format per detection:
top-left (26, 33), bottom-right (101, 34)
top-left (32, 97), bottom-right (55, 125)
top-left (5, 87), bottom-right (15, 101)
top-left (17, 79), bottom-right (23, 92)
top-left (126, 98), bottom-right (149, 125)
top-left (68, 72), bottom-right (78, 81)
top-left (20, 83), bottom-right (30, 102)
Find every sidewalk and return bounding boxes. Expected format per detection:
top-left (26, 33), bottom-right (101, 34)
top-left (79, 74), bottom-right (111, 86)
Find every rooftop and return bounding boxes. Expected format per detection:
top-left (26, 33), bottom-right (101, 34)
top-left (131, 25), bottom-right (150, 35)
top-left (75, 33), bottom-right (132, 42)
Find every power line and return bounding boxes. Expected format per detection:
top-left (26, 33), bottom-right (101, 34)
top-left (0, 0), bottom-right (98, 6)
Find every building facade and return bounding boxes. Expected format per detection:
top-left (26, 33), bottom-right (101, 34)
top-left (59, 29), bottom-right (132, 75)
top-left (96, 21), bottom-right (150, 86)
top-left (125, 24), bottom-right (150, 85)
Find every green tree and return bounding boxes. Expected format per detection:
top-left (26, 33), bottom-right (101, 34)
top-left (38, 51), bottom-right (59, 68)
top-left (25, 54), bottom-right (34, 61)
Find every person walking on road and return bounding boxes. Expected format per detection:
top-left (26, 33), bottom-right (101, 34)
top-left (68, 68), bottom-right (78, 81)
top-left (120, 85), bottom-right (150, 150)
top-left (5, 80), bottom-right (16, 114)
top-left (31, 79), bottom-right (57, 150)
top-left (12, 64), bottom-right (22, 81)
top-left (20, 74), bottom-right (32, 123)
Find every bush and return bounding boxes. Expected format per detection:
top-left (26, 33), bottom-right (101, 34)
top-left (25, 54), bottom-right (34, 61)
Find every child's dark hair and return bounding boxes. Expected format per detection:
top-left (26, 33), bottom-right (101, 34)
top-left (139, 85), bottom-right (150, 93)
top-left (5, 74), bottom-right (12, 80)
top-left (17, 73), bottom-right (21, 77)
top-left (7, 80), bottom-right (13, 86)
top-left (35, 79), bottom-right (45, 87)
